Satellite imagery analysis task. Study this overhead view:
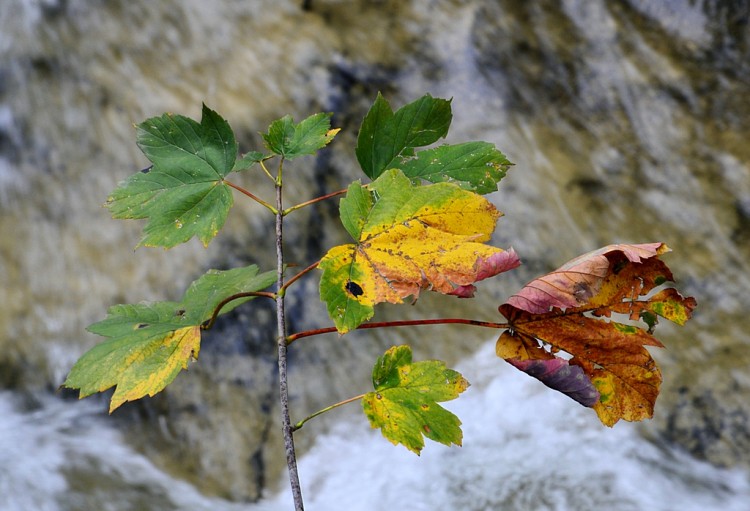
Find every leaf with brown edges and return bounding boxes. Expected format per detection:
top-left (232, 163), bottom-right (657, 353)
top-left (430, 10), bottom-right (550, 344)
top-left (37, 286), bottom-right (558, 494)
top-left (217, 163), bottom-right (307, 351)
top-left (497, 243), bottom-right (696, 426)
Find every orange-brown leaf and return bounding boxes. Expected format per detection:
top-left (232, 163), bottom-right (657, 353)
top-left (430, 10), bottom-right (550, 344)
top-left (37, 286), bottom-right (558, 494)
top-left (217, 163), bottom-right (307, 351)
top-left (497, 243), bottom-right (696, 426)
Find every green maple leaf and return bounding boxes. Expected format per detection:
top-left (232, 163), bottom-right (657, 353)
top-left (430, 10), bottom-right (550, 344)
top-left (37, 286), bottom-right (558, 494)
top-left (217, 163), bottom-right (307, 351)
top-left (232, 151), bottom-right (265, 172)
top-left (362, 345), bottom-right (470, 454)
top-left (262, 112), bottom-right (339, 160)
top-left (107, 104), bottom-right (237, 248)
top-left (355, 93), bottom-right (452, 178)
top-left (399, 141), bottom-right (513, 195)
top-left (355, 94), bottom-right (511, 193)
top-left (64, 265), bottom-right (276, 412)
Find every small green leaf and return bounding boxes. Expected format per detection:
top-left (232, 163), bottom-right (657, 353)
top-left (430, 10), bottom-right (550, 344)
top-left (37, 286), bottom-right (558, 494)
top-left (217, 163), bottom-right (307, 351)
top-left (263, 115), bottom-right (295, 156)
top-left (646, 288), bottom-right (696, 326)
top-left (64, 265), bottom-right (276, 412)
top-left (233, 151), bottom-right (265, 171)
top-left (338, 180), bottom-right (374, 240)
top-left (354, 93), bottom-right (394, 178)
top-left (362, 345), bottom-right (470, 454)
top-left (107, 104), bottom-right (237, 248)
top-left (181, 265), bottom-right (278, 322)
top-left (355, 93), bottom-right (452, 178)
top-left (399, 141), bottom-right (513, 194)
top-left (262, 112), bottom-right (339, 160)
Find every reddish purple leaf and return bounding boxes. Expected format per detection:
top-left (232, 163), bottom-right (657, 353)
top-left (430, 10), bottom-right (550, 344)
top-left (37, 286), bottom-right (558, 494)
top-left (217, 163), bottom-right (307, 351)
top-left (506, 357), bottom-right (600, 407)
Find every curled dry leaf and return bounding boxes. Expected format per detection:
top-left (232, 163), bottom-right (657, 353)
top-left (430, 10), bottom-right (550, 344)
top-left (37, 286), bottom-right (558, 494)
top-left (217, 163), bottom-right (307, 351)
top-left (504, 242), bottom-right (669, 314)
top-left (497, 243), bottom-right (696, 426)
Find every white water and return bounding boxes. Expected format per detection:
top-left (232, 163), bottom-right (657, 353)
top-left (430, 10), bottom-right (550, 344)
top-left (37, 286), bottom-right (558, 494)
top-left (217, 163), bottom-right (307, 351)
top-left (0, 393), bottom-right (250, 511)
top-left (2, 341), bottom-right (748, 511)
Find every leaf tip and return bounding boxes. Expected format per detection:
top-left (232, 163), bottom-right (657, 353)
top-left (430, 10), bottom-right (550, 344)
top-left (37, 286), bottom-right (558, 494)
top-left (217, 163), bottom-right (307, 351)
top-left (656, 243), bottom-right (671, 255)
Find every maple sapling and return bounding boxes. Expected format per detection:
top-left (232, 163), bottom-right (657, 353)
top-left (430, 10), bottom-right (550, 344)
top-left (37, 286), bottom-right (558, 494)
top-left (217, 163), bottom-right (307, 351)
top-left (65, 94), bottom-right (696, 510)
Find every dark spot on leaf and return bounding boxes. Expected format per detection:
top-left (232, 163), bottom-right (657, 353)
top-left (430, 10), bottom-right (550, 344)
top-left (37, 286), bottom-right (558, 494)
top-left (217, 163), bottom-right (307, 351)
top-left (423, 424), bottom-right (431, 433)
top-left (573, 282), bottom-right (593, 301)
top-left (134, 323), bottom-right (149, 329)
top-left (140, 165), bottom-right (153, 174)
top-left (175, 309), bottom-right (186, 317)
top-left (345, 280), bottom-right (364, 297)
top-left (612, 259), bottom-right (629, 275)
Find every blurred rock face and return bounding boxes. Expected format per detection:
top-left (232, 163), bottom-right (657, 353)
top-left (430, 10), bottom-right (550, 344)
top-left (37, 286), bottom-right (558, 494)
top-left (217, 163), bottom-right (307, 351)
top-left (1, 0), bottom-right (748, 500)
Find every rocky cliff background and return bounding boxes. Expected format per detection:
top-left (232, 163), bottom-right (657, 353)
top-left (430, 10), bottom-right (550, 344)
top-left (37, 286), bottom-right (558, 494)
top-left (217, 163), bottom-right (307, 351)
top-left (1, 0), bottom-right (749, 502)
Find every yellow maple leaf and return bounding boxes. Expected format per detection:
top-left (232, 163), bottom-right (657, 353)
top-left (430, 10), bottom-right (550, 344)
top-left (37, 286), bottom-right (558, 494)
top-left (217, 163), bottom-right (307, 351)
top-left (320, 169), bottom-right (519, 333)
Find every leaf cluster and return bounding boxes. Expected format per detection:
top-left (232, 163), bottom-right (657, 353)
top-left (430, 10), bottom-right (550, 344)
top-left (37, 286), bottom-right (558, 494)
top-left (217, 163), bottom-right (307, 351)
top-left (64, 94), bottom-right (696, 461)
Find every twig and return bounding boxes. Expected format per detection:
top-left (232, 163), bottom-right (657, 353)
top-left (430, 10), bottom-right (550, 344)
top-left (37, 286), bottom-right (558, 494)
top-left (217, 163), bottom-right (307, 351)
top-left (224, 179), bottom-right (277, 213)
top-left (291, 393), bottom-right (366, 432)
top-left (260, 158), bottom-right (276, 182)
top-left (279, 260), bottom-right (320, 294)
top-left (287, 318), bottom-right (510, 344)
top-left (200, 291), bottom-right (275, 330)
top-left (274, 162), bottom-right (305, 510)
top-left (282, 189), bottom-right (347, 216)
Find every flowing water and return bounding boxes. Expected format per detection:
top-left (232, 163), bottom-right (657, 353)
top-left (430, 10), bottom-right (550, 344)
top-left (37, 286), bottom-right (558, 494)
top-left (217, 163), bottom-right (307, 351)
top-left (3, 342), bottom-right (750, 510)
top-left (2, 0), bottom-right (750, 508)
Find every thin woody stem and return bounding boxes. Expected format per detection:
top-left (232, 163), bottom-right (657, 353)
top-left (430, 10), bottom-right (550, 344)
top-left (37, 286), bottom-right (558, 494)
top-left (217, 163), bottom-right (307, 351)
top-left (224, 179), bottom-right (277, 213)
top-left (274, 160), bottom-right (305, 511)
top-left (291, 393), bottom-right (366, 432)
top-left (282, 189), bottom-right (347, 216)
top-left (287, 318), bottom-right (510, 344)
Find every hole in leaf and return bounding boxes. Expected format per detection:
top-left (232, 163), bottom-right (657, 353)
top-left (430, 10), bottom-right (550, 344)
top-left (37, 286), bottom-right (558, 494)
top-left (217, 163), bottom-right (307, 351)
top-left (640, 311), bottom-right (658, 333)
top-left (345, 280), bottom-right (364, 297)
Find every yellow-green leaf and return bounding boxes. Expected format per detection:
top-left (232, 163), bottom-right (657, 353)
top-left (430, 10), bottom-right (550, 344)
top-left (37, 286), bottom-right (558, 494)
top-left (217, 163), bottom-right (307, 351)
top-left (319, 169), bottom-right (520, 333)
top-left (64, 265), bottom-right (276, 412)
top-left (262, 112), bottom-right (339, 160)
top-left (362, 345), bottom-right (470, 454)
top-left (108, 325), bottom-right (201, 412)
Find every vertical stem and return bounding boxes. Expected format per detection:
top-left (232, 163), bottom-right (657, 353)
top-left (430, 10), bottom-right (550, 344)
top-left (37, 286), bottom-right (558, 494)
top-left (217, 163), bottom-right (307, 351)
top-left (275, 168), bottom-right (305, 510)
